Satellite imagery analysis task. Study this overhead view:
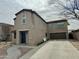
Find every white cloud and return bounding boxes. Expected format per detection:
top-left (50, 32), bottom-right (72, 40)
top-left (0, 0), bottom-right (63, 25)
top-left (0, 0), bottom-right (24, 25)
top-left (16, 0), bottom-right (48, 10)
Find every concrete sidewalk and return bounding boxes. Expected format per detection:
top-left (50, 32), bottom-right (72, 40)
top-left (20, 42), bottom-right (47, 59)
top-left (30, 40), bottom-right (79, 59)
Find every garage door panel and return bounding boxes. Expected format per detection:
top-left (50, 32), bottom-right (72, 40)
top-left (50, 33), bottom-right (66, 39)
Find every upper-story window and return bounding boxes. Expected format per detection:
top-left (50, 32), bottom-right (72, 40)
top-left (21, 14), bottom-right (27, 24)
top-left (50, 22), bottom-right (66, 30)
top-left (23, 19), bottom-right (25, 23)
top-left (54, 22), bottom-right (66, 29)
top-left (56, 22), bottom-right (65, 29)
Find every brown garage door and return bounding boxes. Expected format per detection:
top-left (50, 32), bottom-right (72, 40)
top-left (50, 33), bottom-right (66, 39)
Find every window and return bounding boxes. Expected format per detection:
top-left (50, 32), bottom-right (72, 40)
top-left (56, 23), bottom-right (65, 29)
top-left (23, 19), bottom-right (25, 24)
top-left (14, 31), bottom-right (16, 39)
top-left (21, 15), bottom-right (26, 24)
top-left (51, 22), bottom-right (66, 29)
top-left (45, 33), bottom-right (47, 37)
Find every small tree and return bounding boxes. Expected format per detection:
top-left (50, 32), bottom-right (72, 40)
top-left (48, 0), bottom-right (79, 19)
top-left (58, 0), bottom-right (79, 19)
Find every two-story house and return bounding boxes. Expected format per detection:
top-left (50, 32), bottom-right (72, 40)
top-left (12, 9), bottom-right (47, 45)
top-left (12, 9), bottom-right (68, 46)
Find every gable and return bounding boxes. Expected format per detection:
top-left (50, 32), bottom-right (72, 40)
top-left (15, 9), bottom-right (47, 24)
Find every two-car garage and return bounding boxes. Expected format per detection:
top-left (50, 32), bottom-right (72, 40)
top-left (50, 32), bottom-right (67, 39)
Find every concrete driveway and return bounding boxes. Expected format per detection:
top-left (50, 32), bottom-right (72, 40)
top-left (30, 40), bottom-right (79, 59)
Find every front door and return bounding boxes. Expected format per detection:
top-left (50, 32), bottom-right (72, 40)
top-left (20, 31), bottom-right (27, 44)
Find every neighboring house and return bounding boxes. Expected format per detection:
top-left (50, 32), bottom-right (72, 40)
top-left (72, 30), bottom-right (79, 40)
top-left (12, 9), bottom-right (68, 45)
top-left (0, 23), bottom-right (14, 41)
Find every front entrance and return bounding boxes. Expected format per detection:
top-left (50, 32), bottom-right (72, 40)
top-left (20, 31), bottom-right (28, 44)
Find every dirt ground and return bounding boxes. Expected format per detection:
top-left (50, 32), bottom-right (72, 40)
top-left (70, 39), bottom-right (79, 50)
top-left (0, 45), bottom-right (8, 59)
top-left (1, 40), bottom-right (79, 59)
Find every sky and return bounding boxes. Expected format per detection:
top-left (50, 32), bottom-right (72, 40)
top-left (0, 0), bottom-right (79, 30)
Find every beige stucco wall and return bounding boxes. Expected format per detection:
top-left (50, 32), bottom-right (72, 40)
top-left (13, 11), bottom-right (47, 45)
top-left (9, 26), bottom-right (14, 42)
top-left (14, 11), bottom-right (32, 44)
top-left (0, 26), bottom-right (2, 34)
top-left (0, 26), bottom-right (3, 40)
top-left (29, 13), bottom-right (47, 45)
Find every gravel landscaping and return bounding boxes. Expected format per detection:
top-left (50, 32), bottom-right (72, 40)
top-left (3, 45), bottom-right (34, 59)
top-left (0, 45), bottom-right (8, 59)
